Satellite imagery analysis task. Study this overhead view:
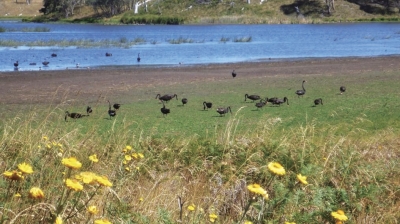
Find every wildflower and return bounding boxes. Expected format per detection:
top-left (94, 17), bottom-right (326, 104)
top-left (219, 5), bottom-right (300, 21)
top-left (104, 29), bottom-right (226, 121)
top-left (139, 197), bottom-right (143, 202)
top-left (14, 193), bottom-right (21, 197)
top-left (122, 160), bottom-right (128, 165)
top-left (245, 221), bottom-right (253, 224)
top-left (46, 144), bottom-right (52, 149)
top-left (126, 145), bottom-right (132, 151)
top-left (124, 155), bottom-right (132, 161)
top-left (95, 175), bottom-right (113, 187)
top-left (65, 178), bottom-right (84, 191)
top-left (3, 170), bottom-right (24, 181)
top-left (267, 162), bottom-right (286, 176)
top-left (209, 213), bottom-right (218, 223)
top-left (125, 167), bottom-right (130, 171)
top-left (89, 154), bottom-right (99, 163)
top-left (188, 204), bottom-right (195, 211)
top-left (55, 216), bottom-right (63, 224)
top-left (285, 222), bottom-right (296, 224)
top-left (331, 210), bottom-right (348, 221)
top-left (29, 187), bottom-right (45, 199)
top-left (43, 136), bottom-right (48, 141)
top-left (87, 205), bottom-right (99, 215)
top-left (297, 174), bottom-right (308, 185)
top-left (94, 219), bottom-right (112, 224)
top-left (131, 153), bottom-right (138, 159)
top-left (18, 162), bottom-right (34, 174)
top-left (138, 153), bottom-right (144, 159)
top-left (247, 184), bottom-right (269, 200)
top-left (62, 157), bottom-right (82, 169)
top-left (76, 172), bottom-right (97, 184)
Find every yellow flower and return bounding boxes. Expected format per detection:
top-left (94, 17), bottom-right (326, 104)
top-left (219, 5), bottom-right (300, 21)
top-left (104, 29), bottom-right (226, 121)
top-left (95, 175), bottom-right (113, 187)
top-left (29, 187), bottom-right (45, 199)
top-left (3, 170), bottom-right (24, 181)
top-left (126, 145), bottom-right (132, 151)
top-left (209, 213), bottom-right (218, 223)
top-left (331, 210), bottom-right (348, 221)
top-left (94, 219), bottom-right (112, 224)
top-left (247, 184), bottom-right (269, 199)
top-left (57, 143), bottom-right (63, 148)
top-left (285, 222), bottom-right (296, 224)
top-left (42, 136), bottom-right (48, 141)
top-left (46, 144), bottom-right (52, 149)
top-left (76, 172), bottom-right (97, 184)
top-left (245, 221), bottom-right (253, 224)
top-left (297, 174), bottom-right (308, 185)
top-left (188, 204), bottom-right (195, 211)
top-left (89, 154), bottom-right (99, 163)
top-left (65, 178), bottom-right (84, 191)
top-left (14, 193), bottom-right (21, 197)
top-left (125, 167), bottom-right (130, 171)
top-left (125, 155), bottom-right (132, 161)
top-left (87, 205), bottom-right (99, 215)
top-left (62, 157), bottom-right (82, 169)
top-left (139, 197), bottom-right (143, 202)
top-left (55, 216), bottom-right (63, 224)
top-left (267, 162), bottom-right (286, 176)
top-left (18, 162), bottom-right (34, 174)
top-left (131, 153), bottom-right (138, 159)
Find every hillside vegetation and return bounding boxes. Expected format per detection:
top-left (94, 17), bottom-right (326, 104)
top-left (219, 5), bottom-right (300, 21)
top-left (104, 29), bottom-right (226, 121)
top-left (1, 0), bottom-right (400, 24)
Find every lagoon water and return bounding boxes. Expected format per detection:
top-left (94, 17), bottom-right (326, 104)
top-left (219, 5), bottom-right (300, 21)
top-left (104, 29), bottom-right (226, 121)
top-left (1, 21), bottom-right (400, 72)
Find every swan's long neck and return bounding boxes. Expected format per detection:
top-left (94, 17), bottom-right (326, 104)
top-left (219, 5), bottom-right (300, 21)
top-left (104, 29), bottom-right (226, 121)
top-left (302, 82), bottom-right (306, 91)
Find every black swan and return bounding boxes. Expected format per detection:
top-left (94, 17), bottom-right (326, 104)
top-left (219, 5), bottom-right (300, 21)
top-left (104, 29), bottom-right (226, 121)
top-left (314, 98), bottom-right (323, 106)
top-left (295, 80), bottom-right (306, 97)
top-left (272, 97), bottom-right (289, 106)
top-left (182, 98), bottom-right (188, 106)
top-left (245, 94), bottom-right (261, 102)
top-left (155, 94), bottom-right (178, 103)
top-left (65, 111), bottom-right (86, 121)
top-left (203, 102), bottom-right (212, 110)
top-left (340, 86), bottom-right (346, 94)
top-left (216, 106), bottom-right (232, 116)
top-left (232, 70), bottom-right (237, 78)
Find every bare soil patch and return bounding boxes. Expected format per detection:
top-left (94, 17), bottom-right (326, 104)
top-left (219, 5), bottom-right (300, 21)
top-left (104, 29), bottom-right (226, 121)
top-left (1, 56), bottom-right (399, 105)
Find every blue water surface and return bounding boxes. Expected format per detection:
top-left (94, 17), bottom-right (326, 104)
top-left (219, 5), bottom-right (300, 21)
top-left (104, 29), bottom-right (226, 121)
top-left (1, 21), bottom-right (400, 71)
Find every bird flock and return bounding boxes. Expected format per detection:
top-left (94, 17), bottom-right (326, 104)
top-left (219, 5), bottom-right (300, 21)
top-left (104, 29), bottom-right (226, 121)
top-left (63, 70), bottom-right (346, 121)
top-left (12, 51), bottom-right (141, 71)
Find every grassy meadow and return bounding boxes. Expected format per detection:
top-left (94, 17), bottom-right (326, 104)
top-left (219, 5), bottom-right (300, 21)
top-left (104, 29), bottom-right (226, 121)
top-left (1, 66), bottom-right (400, 223)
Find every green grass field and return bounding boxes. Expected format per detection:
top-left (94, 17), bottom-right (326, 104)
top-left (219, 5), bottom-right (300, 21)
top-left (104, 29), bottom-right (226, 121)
top-left (1, 68), bottom-right (399, 223)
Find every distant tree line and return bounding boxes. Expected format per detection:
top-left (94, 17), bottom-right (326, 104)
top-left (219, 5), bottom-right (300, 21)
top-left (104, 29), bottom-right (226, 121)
top-left (39, 0), bottom-right (139, 17)
top-left (39, 0), bottom-right (399, 18)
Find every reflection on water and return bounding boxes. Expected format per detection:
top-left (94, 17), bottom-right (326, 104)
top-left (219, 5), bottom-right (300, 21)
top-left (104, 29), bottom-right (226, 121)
top-left (1, 22), bottom-right (400, 71)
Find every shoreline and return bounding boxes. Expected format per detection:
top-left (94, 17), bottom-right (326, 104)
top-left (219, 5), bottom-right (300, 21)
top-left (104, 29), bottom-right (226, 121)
top-left (1, 55), bottom-right (400, 105)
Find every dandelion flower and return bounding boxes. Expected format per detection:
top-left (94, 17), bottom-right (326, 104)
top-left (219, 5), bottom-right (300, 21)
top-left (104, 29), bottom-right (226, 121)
top-left (62, 157), bottom-right (82, 169)
top-left (124, 155), bottom-right (132, 161)
top-left (188, 204), bottom-right (196, 211)
top-left (267, 162), bottom-right (286, 176)
top-left (29, 187), bottom-right (44, 199)
top-left (55, 216), bottom-right (63, 224)
top-left (331, 210), bottom-right (348, 221)
top-left (94, 219), bottom-right (112, 224)
top-left (297, 174), bottom-right (308, 185)
top-left (88, 205), bottom-right (99, 215)
top-left (209, 213), bottom-right (218, 223)
top-left (65, 178), bottom-right (84, 191)
top-left (18, 162), bottom-right (34, 174)
top-left (89, 154), bottom-right (99, 163)
top-left (3, 170), bottom-right (24, 181)
top-left (95, 175), bottom-right (113, 187)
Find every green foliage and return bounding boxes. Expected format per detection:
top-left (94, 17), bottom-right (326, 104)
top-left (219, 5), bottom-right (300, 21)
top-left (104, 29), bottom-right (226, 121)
top-left (120, 14), bottom-right (184, 25)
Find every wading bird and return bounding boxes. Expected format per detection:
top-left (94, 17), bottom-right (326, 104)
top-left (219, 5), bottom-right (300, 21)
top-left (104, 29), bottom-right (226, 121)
top-left (295, 80), bottom-right (306, 97)
top-left (217, 106), bottom-right (232, 116)
top-left (272, 97), bottom-right (289, 106)
top-left (14, 61), bottom-right (19, 67)
top-left (155, 94), bottom-right (178, 103)
top-left (161, 102), bottom-right (170, 117)
top-left (65, 111), bottom-right (86, 121)
top-left (105, 52), bottom-right (112, 57)
top-left (108, 101), bottom-right (116, 119)
top-left (203, 101), bottom-right (212, 110)
top-left (232, 70), bottom-right (237, 78)
top-left (86, 106), bottom-right (93, 115)
top-left (314, 98), bottom-right (323, 106)
top-left (42, 61), bottom-right (50, 66)
top-left (137, 53), bottom-right (141, 62)
top-left (340, 86), bottom-right (346, 94)
top-left (182, 98), bottom-right (188, 106)
top-left (255, 99), bottom-right (267, 110)
top-left (245, 94), bottom-right (261, 102)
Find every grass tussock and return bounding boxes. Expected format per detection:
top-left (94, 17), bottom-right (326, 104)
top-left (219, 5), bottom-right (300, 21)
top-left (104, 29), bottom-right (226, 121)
top-left (0, 105), bottom-right (399, 223)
